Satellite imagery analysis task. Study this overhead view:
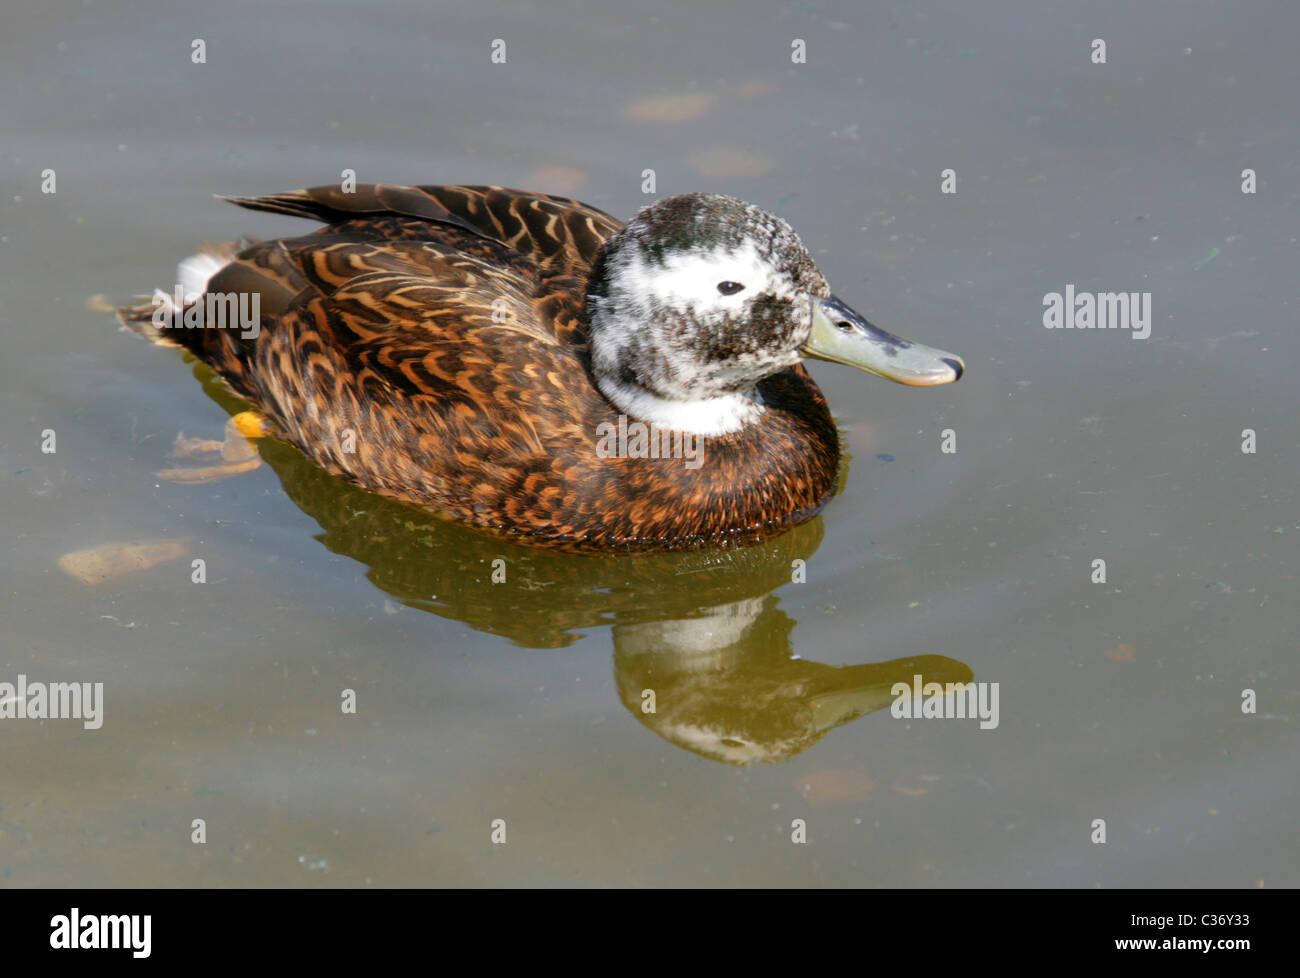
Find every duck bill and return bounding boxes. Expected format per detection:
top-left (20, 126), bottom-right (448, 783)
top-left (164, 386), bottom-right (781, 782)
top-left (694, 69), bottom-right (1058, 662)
top-left (803, 295), bottom-right (964, 386)
top-left (805, 655), bottom-right (976, 733)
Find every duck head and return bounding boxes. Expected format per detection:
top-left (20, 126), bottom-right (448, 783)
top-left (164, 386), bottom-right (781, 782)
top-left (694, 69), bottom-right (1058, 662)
top-left (586, 192), bottom-right (963, 436)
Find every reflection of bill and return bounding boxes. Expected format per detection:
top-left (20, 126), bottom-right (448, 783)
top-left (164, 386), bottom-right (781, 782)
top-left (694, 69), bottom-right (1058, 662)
top-left (615, 597), bottom-right (974, 765)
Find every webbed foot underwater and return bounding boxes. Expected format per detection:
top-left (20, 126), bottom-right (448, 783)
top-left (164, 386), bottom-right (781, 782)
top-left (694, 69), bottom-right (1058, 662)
top-left (120, 184), bottom-right (963, 550)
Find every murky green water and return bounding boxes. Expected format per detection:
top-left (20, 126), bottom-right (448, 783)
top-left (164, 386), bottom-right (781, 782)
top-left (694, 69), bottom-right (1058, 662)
top-left (2, 0), bottom-right (1296, 886)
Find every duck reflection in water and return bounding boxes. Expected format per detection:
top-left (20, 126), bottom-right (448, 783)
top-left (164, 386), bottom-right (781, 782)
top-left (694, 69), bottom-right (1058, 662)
top-left (161, 367), bottom-right (973, 764)
top-left (614, 601), bottom-right (970, 765)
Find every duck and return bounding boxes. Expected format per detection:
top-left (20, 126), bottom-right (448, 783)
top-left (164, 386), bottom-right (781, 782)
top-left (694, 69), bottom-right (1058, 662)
top-left (119, 184), bottom-right (963, 550)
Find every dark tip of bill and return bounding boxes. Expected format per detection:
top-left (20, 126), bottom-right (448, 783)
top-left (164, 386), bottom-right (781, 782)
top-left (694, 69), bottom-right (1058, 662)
top-left (942, 357), bottom-right (965, 382)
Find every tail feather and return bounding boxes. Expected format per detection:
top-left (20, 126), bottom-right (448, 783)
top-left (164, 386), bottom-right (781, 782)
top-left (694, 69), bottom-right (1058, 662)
top-left (216, 191), bottom-right (334, 222)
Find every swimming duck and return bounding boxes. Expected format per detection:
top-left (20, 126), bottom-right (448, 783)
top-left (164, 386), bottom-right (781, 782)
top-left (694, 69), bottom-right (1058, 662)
top-left (120, 184), bottom-right (963, 550)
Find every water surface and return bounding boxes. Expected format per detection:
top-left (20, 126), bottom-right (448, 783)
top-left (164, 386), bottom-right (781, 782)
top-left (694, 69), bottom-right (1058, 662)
top-left (2, 0), bottom-right (1297, 886)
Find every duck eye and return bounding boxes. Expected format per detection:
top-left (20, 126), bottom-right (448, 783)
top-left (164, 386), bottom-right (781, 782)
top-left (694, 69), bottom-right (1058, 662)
top-left (716, 281), bottom-right (745, 295)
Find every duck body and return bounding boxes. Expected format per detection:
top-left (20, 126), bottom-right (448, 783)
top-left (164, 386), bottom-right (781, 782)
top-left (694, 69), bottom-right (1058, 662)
top-left (122, 184), bottom-right (960, 550)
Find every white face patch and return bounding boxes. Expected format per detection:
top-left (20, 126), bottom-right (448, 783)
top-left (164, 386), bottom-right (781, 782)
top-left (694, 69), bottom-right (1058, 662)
top-left (589, 239), bottom-right (806, 433)
top-left (585, 197), bottom-right (828, 435)
top-left (615, 240), bottom-right (798, 315)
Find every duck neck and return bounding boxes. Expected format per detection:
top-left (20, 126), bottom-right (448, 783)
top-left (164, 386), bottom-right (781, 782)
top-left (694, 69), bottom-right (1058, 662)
top-left (592, 371), bottom-right (765, 438)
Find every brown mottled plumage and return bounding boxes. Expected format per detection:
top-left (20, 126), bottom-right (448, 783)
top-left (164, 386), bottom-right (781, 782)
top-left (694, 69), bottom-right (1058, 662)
top-left (119, 184), bottom-right (960, 550)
